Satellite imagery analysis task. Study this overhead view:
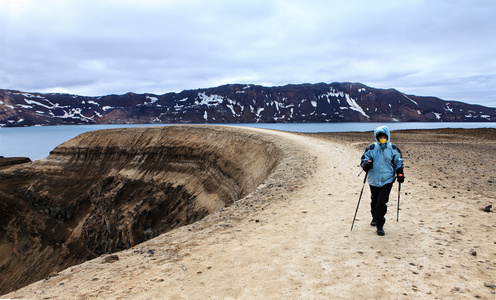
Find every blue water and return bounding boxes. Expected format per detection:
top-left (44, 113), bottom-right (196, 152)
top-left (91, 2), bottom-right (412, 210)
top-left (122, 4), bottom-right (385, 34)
top-left (1, 122), bottom-right (495, 160)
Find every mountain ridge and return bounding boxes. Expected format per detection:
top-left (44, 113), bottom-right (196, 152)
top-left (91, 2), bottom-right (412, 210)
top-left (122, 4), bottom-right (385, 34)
top-left (1, 82), bottom-right (495, 127)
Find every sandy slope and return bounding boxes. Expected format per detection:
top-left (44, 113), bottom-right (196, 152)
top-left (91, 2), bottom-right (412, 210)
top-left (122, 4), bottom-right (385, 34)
top-left (4, 127), bottom-right (495, 299)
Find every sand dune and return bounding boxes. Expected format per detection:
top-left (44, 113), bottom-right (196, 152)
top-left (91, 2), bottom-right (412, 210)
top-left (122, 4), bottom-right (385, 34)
top-left (3, 126), bottom-right (495, 299)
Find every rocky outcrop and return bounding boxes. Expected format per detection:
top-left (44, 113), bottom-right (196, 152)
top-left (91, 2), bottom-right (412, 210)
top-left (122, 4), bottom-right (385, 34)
top-left (0, 157), bottom-right (31, 168)
top-left (0, 125), bottom-right (282, 295)
top-left (1, 82), bottom-right (495, 127)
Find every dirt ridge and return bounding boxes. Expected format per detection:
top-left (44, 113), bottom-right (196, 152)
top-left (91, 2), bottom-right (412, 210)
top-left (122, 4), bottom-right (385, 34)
top-left (0, 125), bottom-right (284, 295)
top-left (3, 127), bottom-right (496, 299)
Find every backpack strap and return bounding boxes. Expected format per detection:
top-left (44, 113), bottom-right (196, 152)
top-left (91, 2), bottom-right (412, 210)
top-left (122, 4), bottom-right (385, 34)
top-left (391, 144), bottom-right (403, 173)
top-left (391, 144), bottom-right (402, 154)
top-left (361, 143), bottom-right (375, 161)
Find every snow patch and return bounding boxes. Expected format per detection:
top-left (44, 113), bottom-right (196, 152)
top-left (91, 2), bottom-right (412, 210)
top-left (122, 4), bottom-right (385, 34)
top-left (21, 93), bottom-right (45, 99)
top-left (320, 91), bottom-right (345, 101)
top-left (146, 96), bottom-right (158, 104)
top-left (345, 94), bottom-right (369, 118)
top-left (16, 104), bottom-right (33, 109)
top-left (60, 108), bottom-right (93, 121)
top-left (24, 98), bottom-right (70, 110)
top-left (403, 94), bottom-right (418, 106)
top-left (196, 93), bottom-right (224, 107)
top-left (226, 104), bottom-right (237, 116)
top-left (256, 107), bottom-right (264, 116)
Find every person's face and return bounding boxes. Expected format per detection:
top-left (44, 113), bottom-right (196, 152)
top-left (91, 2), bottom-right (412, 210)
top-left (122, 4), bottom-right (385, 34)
top-left (378, 135), bottom-right (387, 144)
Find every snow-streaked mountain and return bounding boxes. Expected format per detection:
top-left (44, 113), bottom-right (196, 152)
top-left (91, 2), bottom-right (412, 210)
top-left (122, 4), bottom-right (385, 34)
top-left (1, 82), bottom-right (495, 127)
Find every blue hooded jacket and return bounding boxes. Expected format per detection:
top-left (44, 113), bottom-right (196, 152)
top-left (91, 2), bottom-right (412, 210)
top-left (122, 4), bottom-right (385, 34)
top-left (361, 126), bottom-right (404, 187)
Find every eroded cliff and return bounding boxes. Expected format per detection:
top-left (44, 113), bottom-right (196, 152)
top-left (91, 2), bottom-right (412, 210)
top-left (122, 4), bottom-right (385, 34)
top-left (0, 125), bottom-right (282, 295)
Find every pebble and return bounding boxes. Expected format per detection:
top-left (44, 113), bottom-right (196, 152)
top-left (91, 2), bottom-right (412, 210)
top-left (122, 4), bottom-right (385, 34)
top-left (102, 255), bottom-right (119, 263)
top-left (484, 283), bottom-right (496, 289)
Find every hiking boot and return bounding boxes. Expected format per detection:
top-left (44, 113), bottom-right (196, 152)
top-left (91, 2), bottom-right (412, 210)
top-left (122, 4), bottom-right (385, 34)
top-left (377, 228), bottom-right (385, 236)
top-left (370, 220), bottom-right (377, 227)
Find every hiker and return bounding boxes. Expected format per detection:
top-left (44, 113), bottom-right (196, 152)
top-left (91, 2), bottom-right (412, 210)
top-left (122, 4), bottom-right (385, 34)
top-left (360, 126), bottom-right (404, 236)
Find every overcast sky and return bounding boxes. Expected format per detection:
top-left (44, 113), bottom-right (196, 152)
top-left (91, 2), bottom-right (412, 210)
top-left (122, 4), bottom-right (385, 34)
top-left (1, 0), bottom-right (495, 107)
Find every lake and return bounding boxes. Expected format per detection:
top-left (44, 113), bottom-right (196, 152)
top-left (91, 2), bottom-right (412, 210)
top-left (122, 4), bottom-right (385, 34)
top-left (1, 122), bottom-right (495, 160)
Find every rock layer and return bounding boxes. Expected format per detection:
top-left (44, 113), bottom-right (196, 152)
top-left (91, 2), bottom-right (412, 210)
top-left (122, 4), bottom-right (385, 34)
top-left (0, 157), bottom-right (31, 168)
top-left (0, 125), bottom-right (282, 295)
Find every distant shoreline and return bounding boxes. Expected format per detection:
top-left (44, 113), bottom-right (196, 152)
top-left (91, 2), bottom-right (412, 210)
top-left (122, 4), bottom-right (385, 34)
top-left (2, 123), bottom-right (496, 161)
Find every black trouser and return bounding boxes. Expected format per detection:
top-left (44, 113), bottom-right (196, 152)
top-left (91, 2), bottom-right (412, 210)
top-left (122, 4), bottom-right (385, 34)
top-left (369, 183), bottom-right (393, 229)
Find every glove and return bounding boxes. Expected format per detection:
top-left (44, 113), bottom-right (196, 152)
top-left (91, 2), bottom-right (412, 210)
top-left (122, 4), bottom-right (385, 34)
top-left (397, 173), bottom-right (405, 183)
top-left (362, 160), bottom-right (373, 172)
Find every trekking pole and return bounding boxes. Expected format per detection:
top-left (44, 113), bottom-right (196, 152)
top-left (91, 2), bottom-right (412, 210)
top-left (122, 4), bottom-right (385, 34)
top-left (397, 182), bottom-right (401, 222)
top-left (351, 171), bottom-right (368, 231)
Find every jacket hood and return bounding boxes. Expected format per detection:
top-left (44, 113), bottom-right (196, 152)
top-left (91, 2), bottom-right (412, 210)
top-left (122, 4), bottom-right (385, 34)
top-left (374, 126), bottom-right (391, 143)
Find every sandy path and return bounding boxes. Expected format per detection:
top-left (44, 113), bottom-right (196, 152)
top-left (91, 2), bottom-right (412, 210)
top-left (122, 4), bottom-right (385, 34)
top-left (4, 128), bottom-right (495, 299)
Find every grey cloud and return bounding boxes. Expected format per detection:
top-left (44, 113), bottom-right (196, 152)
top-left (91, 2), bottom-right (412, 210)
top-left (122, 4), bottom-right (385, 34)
top-left (1, 0), bottom-right (495, 107)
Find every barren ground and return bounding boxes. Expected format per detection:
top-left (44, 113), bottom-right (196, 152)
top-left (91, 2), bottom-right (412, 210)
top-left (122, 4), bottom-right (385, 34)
top-left (3, 127), bottom-right (495, 299)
